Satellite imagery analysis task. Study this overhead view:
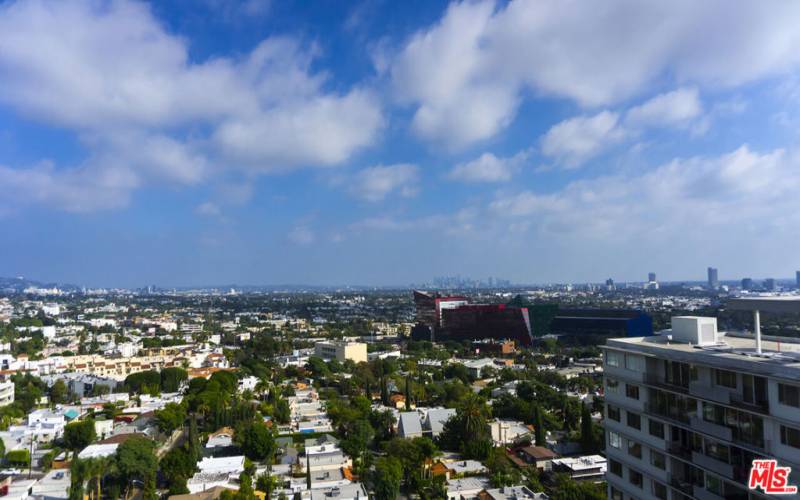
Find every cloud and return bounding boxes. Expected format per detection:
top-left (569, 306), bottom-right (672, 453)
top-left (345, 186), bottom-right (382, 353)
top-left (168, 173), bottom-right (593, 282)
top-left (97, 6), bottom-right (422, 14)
top-left (539, 88), bottom-right (708, 167)
top-left (0, 161), bottom-right (139, 213)
top-left (195, 202), bottom-right (222, 217)
top-left (288, 225), bottom-right (315, 245)
top-left (0, 0), bottom-right (383, 212)
top-left (625, 87), bottom-right (702, 128)
top-left (390, 0), bottom-right (800, 148)
top-left (350, 164), bottom-right (419, 202)
top-left (490, 145), bottom-right (799, 241)
top-left (448, 151), bottom-right (527, 183)
top-left (540, 111), bottom-right (626, 168)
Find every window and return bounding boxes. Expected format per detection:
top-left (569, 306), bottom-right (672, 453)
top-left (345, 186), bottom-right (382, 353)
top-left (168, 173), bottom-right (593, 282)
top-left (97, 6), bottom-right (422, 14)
top-left (607, 405), bottom-right (621, 422)
top-left (705, 440), bottom-right (730, 463)
top-left (609, 431), bottom-right (621, 449)
top-left (606, 378), bottom-right (620, 394)
top-left (649, 419), bottom-right (665, 439)
top-left (652, 481), bottom-right (668, 500)
top-left (610, 487), bottom-right (623, 500)
top-left (628, 440), bottom-right (642, 459)
top-left (607, 351), bottom-right (622, 367)
top-left (779, 383), bottom-right (800, 408)
top-left (706, 475), bottom-right (722, 495)
top-left (781, 425), bottom-right (800, 449)
top-left (625, 354), bottom-right (644, 371)
top-left (609, 458), bottom-right (623, 477)
top-left (626, 384), bottom-right (640, 400)
top-left (650, 450), bottom-right (666, 469)
top-left (629, 469), bottom-right (643, 488)
top-left (627, 411), bottom-right (641, 430)
top-left (715, 369), bottom-right (737, 389)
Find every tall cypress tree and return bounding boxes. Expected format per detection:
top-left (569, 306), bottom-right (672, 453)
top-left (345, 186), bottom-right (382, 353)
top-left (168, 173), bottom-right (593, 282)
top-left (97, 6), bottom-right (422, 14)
top-left (533, 406), bottom-right (545, 446)
top-left (404, 376), bottom-right (412, 409)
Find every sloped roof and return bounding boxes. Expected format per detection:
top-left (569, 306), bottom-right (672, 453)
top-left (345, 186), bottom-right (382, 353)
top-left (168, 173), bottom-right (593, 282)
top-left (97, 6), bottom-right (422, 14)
top-left (398, 412), bottom-right (423, 437)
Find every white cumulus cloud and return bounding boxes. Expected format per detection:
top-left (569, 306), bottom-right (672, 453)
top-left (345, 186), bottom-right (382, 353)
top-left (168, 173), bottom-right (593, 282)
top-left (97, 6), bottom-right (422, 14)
top-left (390, 0), bottom-right (800, 148)
top-left (350, 164), bottom-right (420, 202)
top-left (448, 151), bottom-right (527, 183)
top-left (0, 0), bottom-right (383, 212)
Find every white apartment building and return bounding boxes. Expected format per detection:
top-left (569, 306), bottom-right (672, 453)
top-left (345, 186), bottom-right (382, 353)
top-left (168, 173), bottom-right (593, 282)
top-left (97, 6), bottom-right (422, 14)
top-left (603, 301), bottom-right (800, 500)
top-left (0, 380), bottom-right (14, 407)
top-left (314, 341), bottom-right (367, 364)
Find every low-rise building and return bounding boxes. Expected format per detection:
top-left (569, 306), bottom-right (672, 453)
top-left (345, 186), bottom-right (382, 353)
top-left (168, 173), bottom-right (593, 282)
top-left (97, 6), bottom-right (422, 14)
top-left (313, 341), bottom-right (367, 364)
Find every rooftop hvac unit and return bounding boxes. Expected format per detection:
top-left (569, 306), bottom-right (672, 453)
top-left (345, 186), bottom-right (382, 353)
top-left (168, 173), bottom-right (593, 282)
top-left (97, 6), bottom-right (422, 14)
top-left (670, 316), bottom-right (718, 346)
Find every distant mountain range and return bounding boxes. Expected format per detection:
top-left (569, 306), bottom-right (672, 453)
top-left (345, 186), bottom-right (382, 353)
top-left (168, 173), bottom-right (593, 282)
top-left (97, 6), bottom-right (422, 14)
top-left (0, 276), bottom-right (82, 293)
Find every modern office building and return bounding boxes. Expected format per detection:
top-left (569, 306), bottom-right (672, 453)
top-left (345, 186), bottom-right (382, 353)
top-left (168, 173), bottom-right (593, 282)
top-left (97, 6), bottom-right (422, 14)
top-left (649, 273), bottom-right (657, 283)
top-left (796, 271), bottom-right (800, 288)
top-left (412, 291), bottom-right (651, 345)
top-left (551, 308), bottom-right (653, 338)
top-left (741, 278), bottom-right (754, 291)
top-left (603, 299), bottom-right (800, 500)
top-left (764, 278), bottom-right (777, 292)
top-left (707, 267), bottom-right (719, 289)
top-left (313, 341), bottom-right (367, 364)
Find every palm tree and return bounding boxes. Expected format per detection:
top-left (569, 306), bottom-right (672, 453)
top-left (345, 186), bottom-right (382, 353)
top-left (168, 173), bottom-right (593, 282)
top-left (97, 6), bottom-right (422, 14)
top-left (461, 394), bottom-right (489, 439)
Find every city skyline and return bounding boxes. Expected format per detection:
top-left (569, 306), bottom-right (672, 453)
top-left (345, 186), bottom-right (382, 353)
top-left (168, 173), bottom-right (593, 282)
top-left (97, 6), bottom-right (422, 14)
top-left (3, 1), bottom-right (800, 286)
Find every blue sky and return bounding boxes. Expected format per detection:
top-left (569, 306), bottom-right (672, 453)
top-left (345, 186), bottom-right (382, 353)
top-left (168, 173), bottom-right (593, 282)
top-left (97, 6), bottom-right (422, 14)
top-left (2, 0), bottom-right (800, 287)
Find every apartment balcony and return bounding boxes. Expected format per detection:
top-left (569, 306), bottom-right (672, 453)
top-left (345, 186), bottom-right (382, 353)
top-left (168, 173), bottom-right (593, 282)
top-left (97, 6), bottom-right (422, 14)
top-left (645, 403), bottom-right (691, 425)
top-left (643, 373), bottom-right (690, 394)
top-left (729, 393), bottom-right (770, 415)
top-left (692, 451), bottom-right (734, 479)
top-left (689, 381), bottom-right (731, 405)
top-left (666, 442), bottom-right (693, 461)
top-left (690, 416), bottom-right (732, 442)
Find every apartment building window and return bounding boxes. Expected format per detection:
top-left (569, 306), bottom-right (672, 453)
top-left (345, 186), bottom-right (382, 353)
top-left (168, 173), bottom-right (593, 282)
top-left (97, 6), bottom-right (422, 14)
top-left (626, 384), bottom-right (640, 400)
top-left (627, 411), bottom-right (641, 430)
top-left (609, 431), bottom-right (622, 449)
top-left (705, 440), bottom-right (730, 463)
top-left (702, 402), bottom-right (765, 449)
top-left (715, 369), bottom-right (737, 389)
top-left (608, 405), bottom-right (621, 422)
top-left (652, 481), bottom-right (668, 500)
top-left (609, 458), bottom-right (623, 477)
top-left (649, 419), bottom-right (665, 439)
top-left (650, 450), bottom-right (666, 469)
top-left (625, 354), bottom-right (644, 371)
top-left (706, 475), bottom-right (723, 496)
top-left (629, 469), bottom-right (643, 488)
top-left (607, 351), bottom-right (623, 367)
top-left (607, 378), bottom-right (620, 394)
top-left (610, 487), bottom-right (623, 500)
top-left (781, 425), bottom-right (800, 449)
top-left (628, 439), bottom-right (642, 459)
top-left (779, 383), bottom-right (800, 407)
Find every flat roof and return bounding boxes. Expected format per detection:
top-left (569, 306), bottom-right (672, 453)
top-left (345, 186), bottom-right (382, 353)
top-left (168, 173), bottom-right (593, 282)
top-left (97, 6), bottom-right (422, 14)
top-left (604, 333), bottom-right (800, 382)
top-left (727, 297), bottom-right (800, 313)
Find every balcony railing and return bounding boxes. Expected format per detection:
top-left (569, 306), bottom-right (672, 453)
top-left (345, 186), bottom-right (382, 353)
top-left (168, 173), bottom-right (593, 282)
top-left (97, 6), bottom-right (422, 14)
top-left (643, 373), bottom-right (690, 393)
top-left (729, 393), bottom-right (770, 415)
top-left (645, 403), bottom-right (691, 425)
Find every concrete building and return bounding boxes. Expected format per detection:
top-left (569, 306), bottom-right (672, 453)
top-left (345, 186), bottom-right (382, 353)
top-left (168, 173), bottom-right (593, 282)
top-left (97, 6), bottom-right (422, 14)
top-left (313, 341), bottom-right (367, 364)
top-left (603, 301), bottom-right (800, 500)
